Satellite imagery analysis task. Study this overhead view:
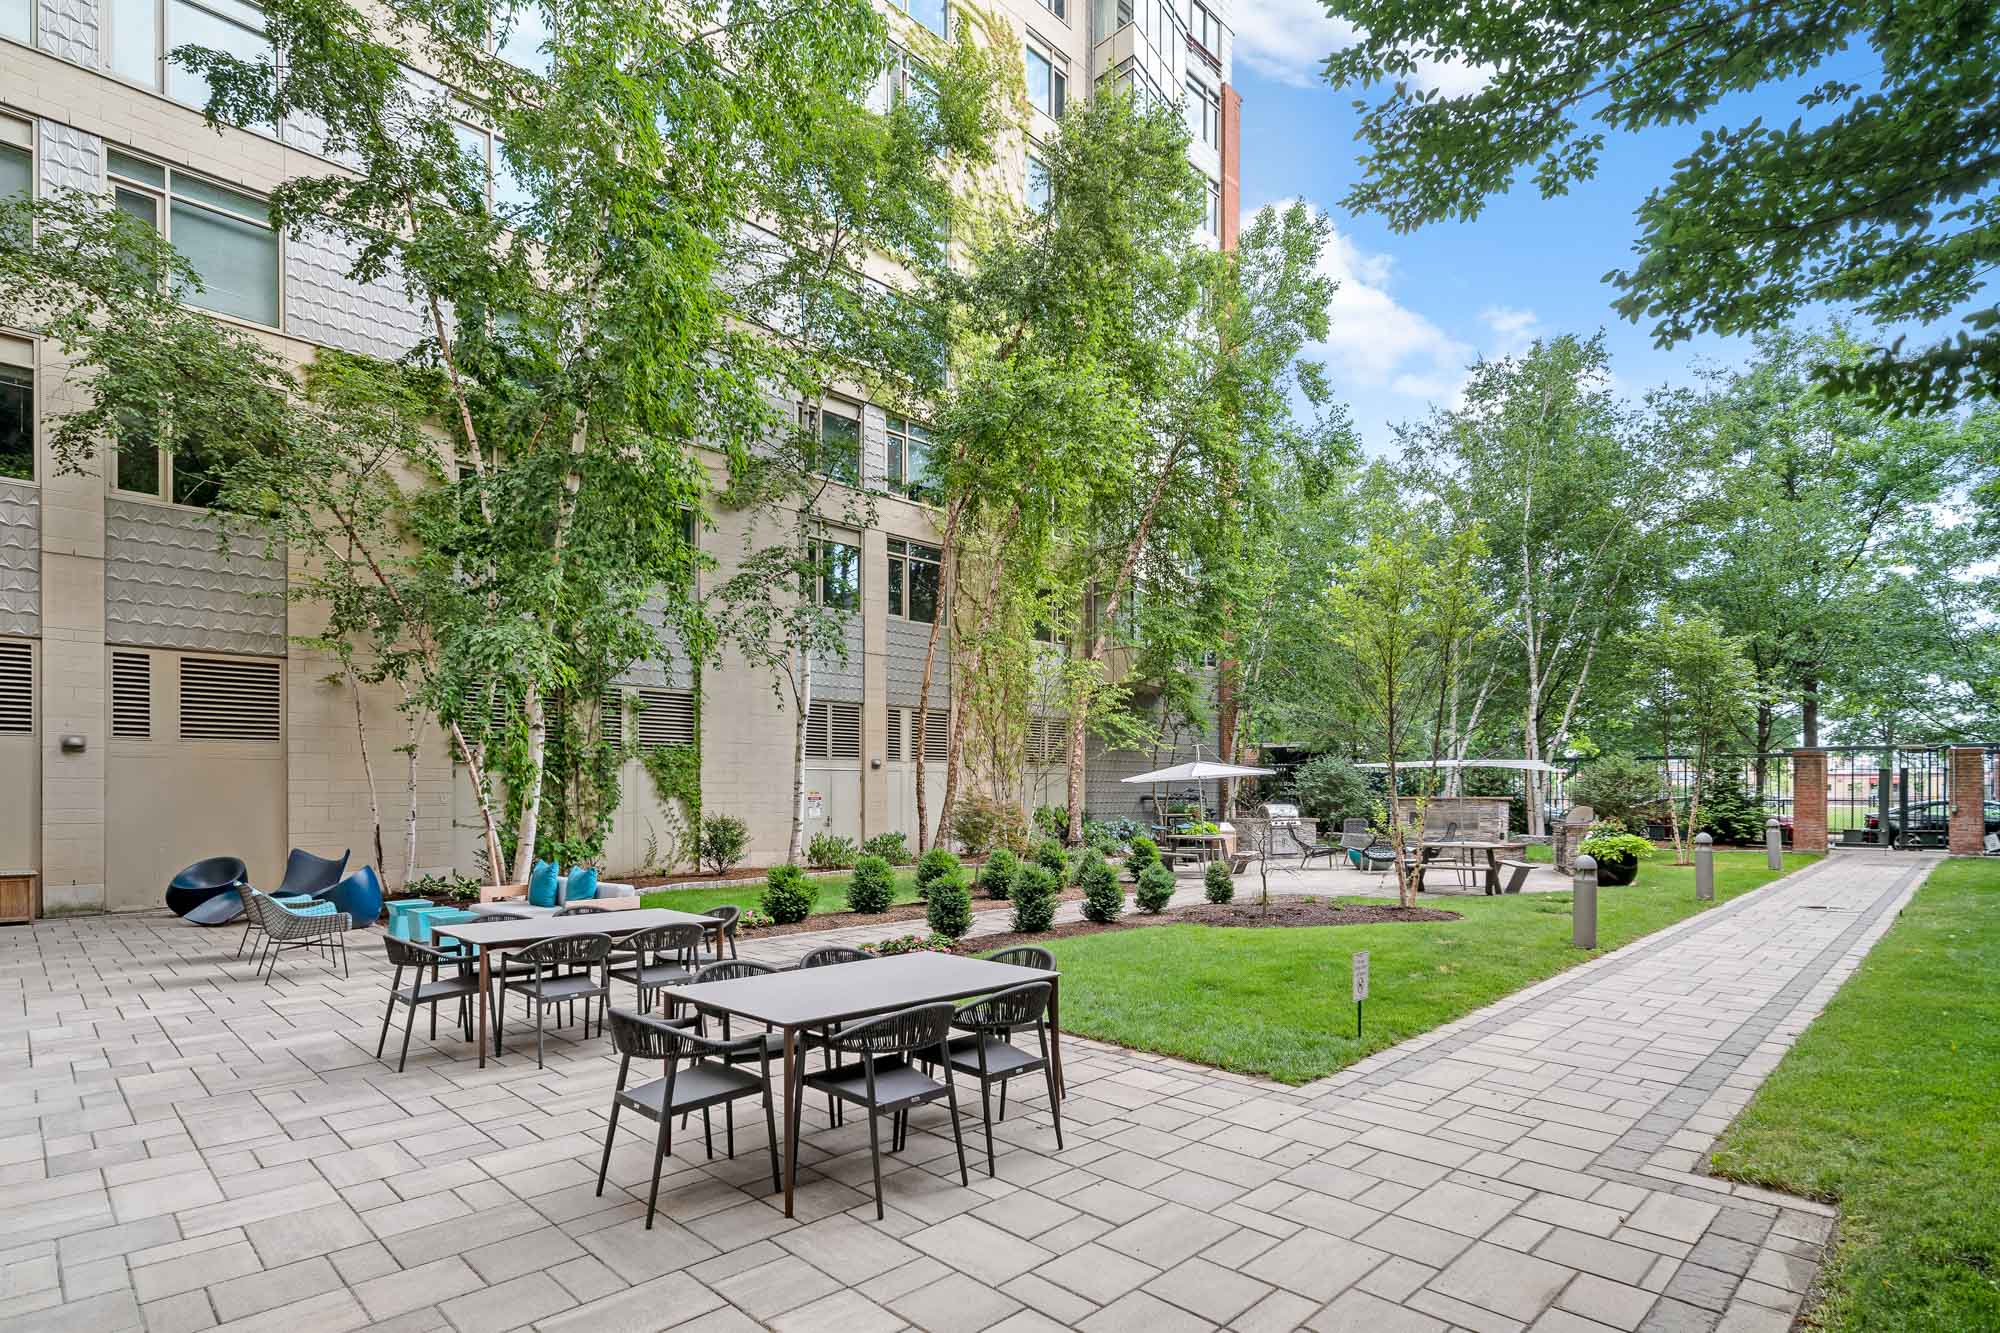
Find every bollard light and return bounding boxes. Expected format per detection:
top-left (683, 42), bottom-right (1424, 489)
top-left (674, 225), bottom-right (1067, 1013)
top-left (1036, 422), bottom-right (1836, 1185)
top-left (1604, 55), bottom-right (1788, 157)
top-left (1695, 831), bottom-right (1714, 901)
top-left (1765, 816), bottom-right (1783, 872)
top-left (1573, 853), bottom-right (1598, 950)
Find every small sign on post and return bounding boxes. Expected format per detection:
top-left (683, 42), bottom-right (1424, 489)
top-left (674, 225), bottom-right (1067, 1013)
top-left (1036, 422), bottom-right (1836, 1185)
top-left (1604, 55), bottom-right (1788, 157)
top-left (1351, 951), bottom-right (1370, 1038)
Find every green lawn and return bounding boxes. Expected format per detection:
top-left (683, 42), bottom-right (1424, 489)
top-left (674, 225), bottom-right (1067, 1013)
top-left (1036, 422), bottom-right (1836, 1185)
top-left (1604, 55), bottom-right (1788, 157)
top-left (1707, 857), bottom-right (2000, 1332)
top-left (639, 870), bottom-right (922, 918)
top-left (1043, 848), bottom-right (1815, 1085)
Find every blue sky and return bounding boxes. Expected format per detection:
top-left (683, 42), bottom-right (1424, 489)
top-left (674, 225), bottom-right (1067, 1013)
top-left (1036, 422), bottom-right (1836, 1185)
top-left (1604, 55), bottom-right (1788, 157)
top-left (1228, 3), bottom-right (1849, 452)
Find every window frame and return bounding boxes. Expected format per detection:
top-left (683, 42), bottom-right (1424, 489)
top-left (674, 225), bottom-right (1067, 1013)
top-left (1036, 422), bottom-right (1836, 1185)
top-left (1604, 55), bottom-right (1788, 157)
top-left (106, 146), bottom-right (282, 333)
top-left (884, 413), bottom-right (938, 503)
top-left (1185, 76), bottom-right (1219, 148)
top-left (1025, 151), bottom-right (1051, 212)
top-left (886, 537), bottom-right (941, 624)
top-left (0, 340), bottom-right (33, 486)
top-left (890, 0), bottom-right (947, 39)
top-left (806, 535), bottom-right (862, 611)
top-left (1204, 174), bottom-right (1221, 238)
top-left (804, 397), bottom-right (863, 487)
top-left (1024, 39), bottom-right (1067, 120)
top-left (1186, 0), bottom-right (1221, 59)
top-left (107, 0), bottom-right (274, 120)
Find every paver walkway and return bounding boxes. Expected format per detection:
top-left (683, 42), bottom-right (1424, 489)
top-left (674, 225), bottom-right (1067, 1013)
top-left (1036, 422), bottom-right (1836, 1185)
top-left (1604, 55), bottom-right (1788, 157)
top-left (0, 850), bottom-right (1932, 1333)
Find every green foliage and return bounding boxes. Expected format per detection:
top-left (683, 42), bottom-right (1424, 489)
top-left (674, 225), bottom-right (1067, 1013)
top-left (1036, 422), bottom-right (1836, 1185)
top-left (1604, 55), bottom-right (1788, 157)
top-left (761, 864), bottom-right (816, 925)
top-left (1686, 778), bottom-right (1769, 845)
top-left (1125, 836), bottom-right (1161, 880)
top-left (924, 870), bottom-right (973, 940)
top-left (1082, 819), bottom-right (1124, 853)
top-left (1568, 755), bottom-right (1665, 830)
top-left (698, 815), bottom-right (750, 876)
top-left (977, 848), bottom-right (1020, 900)
top-left (861, 831), bottom-right (912, 865)
top-left (1578, 830), bottom-right (1655, 864)
top-left (915, 847), bottom-right (962, 902)
top-left (1135, 862), bottom-right (1176, 913)
top-left (1203, 860), bottom-right (1235, 904)
top-left (1290, 755), bottom-right (1372, 825)
top-left (1009, 864), bottom-right (1059, 933)
top-left (639, 740), bottom-right (702, 868)
top-left (807, 832), bottom-right (858, 869)
top-left (846, 855), bottom-right (896, 914)
top-left (1077, 851), bottom-right (1123, 923)
top-left (864, 933), bottom-right (963, 957)
top-left (403, 870), bottom-right (483, 904)
top-left (1032, 837), bottom-right (1069, 884)
top-left (1033, 805), bottom-right (1068, 840)
top-left (949, 794), bottom-right (1030, 858)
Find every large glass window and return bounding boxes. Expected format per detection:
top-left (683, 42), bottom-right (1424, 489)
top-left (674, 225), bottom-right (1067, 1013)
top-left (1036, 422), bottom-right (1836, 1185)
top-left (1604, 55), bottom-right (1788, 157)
top-left (887, 538), bottom-right (940, 624)
top-left (892, 0), bottom-right (945, 37)
top-left (1186, 77), bottom-right (1219, 147)
top-left (1026, 153), bottom-right (1050, 212)
top-left (806, 399), bottom-right (861, 486)
top-left (110, 0), bottom-right (272, 118)
top-left (1204, 175), bottom-right (1221, 238)
top-left (1, 0), bottom-right (30, 43)
top-left (0, 364), bottom-right (31, 481)
top-left (807, 538), bottom-right (861, 611)
top-left (1187, 0), bottom-right (1220, 55)
top-left (886, 414), bottom-right (936, 502)
top-left (0, 132), bottom-right (29, 245)
top-left (108, 149), bottom-right (280, 327)
top-left (1025, 43), bottom-right (1066, 119)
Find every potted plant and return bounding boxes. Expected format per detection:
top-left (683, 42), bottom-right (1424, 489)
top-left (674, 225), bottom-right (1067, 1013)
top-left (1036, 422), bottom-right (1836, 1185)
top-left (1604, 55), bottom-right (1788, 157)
top-left (1578, 825), bottom-right (1653, 887)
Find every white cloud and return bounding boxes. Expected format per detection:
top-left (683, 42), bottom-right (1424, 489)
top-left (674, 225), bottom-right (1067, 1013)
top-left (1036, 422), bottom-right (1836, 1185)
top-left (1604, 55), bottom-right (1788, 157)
top-left (1231, 0), bottom-right (1487, 96)
top-left (1480, 304), bottom-right (1541, 355)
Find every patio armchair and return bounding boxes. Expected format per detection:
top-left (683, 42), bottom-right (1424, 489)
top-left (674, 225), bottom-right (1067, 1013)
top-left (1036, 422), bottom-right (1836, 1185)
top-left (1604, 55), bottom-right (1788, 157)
top-left (374, 935), bottom-right (481, 1072)
top-left (697, 904), bottom-right (742, 963)
top-left (609, 924), bottom-right (705, 1014)
top-left (798, 946), bottom-right (875, 1124)
top-left (165, 856), bottom-right (248, 923)
top-left (595, 1008), bottom-right (781, 1229)
top-left (797, 1001), bottom-right (968, 1220)
top-left (497, 934), bottom-right (614, 1069)
top-left (246, 890), bottom-right (352, 984)
top-left (939, 981), bottom-right (1063, 1176)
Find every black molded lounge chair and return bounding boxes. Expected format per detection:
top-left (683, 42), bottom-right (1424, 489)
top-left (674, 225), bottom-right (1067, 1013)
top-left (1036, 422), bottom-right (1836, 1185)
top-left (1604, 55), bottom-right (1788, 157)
top-left (168, 857), bottom-right (249, 923)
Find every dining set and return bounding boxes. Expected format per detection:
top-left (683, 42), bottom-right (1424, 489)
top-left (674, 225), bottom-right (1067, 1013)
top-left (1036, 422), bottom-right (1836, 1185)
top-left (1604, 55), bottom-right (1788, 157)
top-left (376, 907), bottom-right (1065, 1222)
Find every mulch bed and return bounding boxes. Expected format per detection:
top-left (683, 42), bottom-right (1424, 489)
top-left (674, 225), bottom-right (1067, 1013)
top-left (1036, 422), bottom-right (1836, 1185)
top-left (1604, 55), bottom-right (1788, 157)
top-left (650, 886), bottom-right (1089, 940)
top-left (966, 898), bottom-right (1460, 955)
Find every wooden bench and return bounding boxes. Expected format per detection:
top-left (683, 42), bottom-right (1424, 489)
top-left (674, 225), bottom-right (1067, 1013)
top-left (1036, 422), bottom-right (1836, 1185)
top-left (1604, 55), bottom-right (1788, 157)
top-left (1495, 859), bottom-right (1536, 895)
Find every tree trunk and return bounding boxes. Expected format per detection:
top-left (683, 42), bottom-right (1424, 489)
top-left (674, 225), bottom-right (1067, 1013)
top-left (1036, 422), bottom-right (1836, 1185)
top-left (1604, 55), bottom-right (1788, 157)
top-left (790, 647), bottom-right (811, 864)
top-left (449, 722), bottom-right (506, 886)
top-left (402, 711), bottom-right (423, 888)
top-left (344, 666), bottom-right (386, 877)
top-left (1802, 675), bottom-right (1820, 748)
top-left (913, 498), bottom-right (963, 853)
top-left (1216, 651), bottom-right (1240, 818)
top-left (510, 684), bottom-right (547, 882)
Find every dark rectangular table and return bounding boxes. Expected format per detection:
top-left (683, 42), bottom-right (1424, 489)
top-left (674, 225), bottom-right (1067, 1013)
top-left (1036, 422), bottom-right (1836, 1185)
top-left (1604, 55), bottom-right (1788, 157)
top-left (434, 908), bottom-right (720, 1069)
top-left (671, 951), bottom-right (1064, 1216)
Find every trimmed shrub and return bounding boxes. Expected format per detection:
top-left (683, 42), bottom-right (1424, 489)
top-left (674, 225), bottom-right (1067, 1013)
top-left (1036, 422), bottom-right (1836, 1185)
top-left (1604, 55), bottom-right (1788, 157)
top-left (847, 855), bottom-right (896, 914)
top-left (1125, 835), bottom-right (1161, 881)
top-left (1077, 850), bottom-right (1123, 923)
top-left (1135, 862), bottom-right (1176, 912)
top-left (807, 832), bottom-right (858, 869)
top-left (1567, 754), bottom-right (1667, 830)
top-left (698, 814), bottom-right (750, 874)
top-left (861, 831), bottom-right (913, 865)
top-left (925, 870), bottom-right (973, 940)
top-left (1032, 837), bottom-right (1068, 884)
top-left (915, 847), bottom-right (961, 901)
top-left (1082, 819), bottom-right (1122, 853)
top-left (761, 864), bottom-right (815, 924)
top-left (1203, 859), bottom-right (1235, 904)
top-left (977, 848), bottom-right (1020, 900)
top-left (1009, 864), bottom-right (1059, 933)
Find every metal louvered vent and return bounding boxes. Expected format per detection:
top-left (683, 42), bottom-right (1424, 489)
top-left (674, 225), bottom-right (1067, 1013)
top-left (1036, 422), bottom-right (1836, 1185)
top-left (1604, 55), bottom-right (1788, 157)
top-left (635, 689), bottom-right (696, 749)
top-left (179, 656), bottom-right (281, 742)
top-left (0, 640), bottom-right (30, 735)
top-left (112, 652), bottom-right (151, 739)
top-left (599, 690), bottom-right (624, 748)
top-left (1026, 715), bottom-right (1068, 766)
top-left (922, 707), bottom-right (949, 763)
top-left (806, 699), bottom-right (861, 760)
top-left (885, 706), bottom-right (903, 762)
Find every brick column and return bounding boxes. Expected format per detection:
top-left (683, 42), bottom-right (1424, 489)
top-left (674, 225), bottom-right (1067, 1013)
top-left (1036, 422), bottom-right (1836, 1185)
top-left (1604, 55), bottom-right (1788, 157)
top-left (1791, 749), bottom-right (1828, 853)
top-left (1948, 746), bottom-right (1986, 855)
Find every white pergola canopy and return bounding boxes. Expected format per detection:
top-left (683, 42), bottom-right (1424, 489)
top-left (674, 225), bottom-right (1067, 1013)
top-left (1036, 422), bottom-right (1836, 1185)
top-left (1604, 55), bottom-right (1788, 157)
top-left (1352, 759), bottom-right (1557, 773)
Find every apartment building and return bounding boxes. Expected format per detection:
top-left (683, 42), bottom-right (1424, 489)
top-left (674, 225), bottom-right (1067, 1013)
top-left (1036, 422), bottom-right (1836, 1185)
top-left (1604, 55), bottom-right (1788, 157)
top-left (0, 0), bottom-right (1239, 914)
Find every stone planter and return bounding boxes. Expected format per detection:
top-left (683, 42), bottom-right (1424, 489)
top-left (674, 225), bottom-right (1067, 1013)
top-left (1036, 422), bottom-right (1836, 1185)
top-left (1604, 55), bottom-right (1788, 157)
top-left (1594, 852), bottom-right (1639, 887)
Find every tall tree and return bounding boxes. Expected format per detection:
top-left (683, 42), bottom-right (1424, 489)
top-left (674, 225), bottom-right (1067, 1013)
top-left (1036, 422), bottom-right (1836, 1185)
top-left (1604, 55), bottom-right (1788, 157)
top-left (1628, 609), bottom-right (1760, 862)
top-left (1322, 0), bottom-right (2000, 411)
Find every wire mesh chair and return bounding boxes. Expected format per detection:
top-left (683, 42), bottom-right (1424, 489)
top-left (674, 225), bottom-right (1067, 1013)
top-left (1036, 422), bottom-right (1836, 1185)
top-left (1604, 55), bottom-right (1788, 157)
top-left (797, 1002), bottom-right (967, 1220)
top-left (595, 1008), bottom-right (780, 1229)
top-left (609, 924), bottom-right (705, 1014)
top-left (497, 934), bottom-right (613, 1068)
top-left (246, 890), bottom-right (352, 984)
top-left (942, 981), bottom-right (1062, 1176)
top-left (374, 935), bottom-right (481, 1072)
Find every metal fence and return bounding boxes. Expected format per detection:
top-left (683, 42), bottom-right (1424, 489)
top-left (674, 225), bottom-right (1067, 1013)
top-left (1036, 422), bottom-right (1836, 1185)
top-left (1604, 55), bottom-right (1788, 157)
top-left (1620, 746), bottom-right (2000, 838)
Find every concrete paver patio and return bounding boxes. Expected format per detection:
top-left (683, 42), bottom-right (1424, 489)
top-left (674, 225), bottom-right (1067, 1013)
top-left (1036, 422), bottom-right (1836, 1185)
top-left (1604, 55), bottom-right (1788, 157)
top-left (0, 850), bottom-right (1931, 1332)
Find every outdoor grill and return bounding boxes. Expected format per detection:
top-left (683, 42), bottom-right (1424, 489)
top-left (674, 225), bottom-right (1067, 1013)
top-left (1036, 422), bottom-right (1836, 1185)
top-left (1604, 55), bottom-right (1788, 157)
top-left (1257, 801), bottom-right (1302, 828)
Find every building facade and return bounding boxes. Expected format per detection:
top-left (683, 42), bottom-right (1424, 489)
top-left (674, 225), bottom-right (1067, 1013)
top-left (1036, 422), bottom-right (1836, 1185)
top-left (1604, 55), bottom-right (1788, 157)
top-left (0, 0), bottom-right (1238, 913)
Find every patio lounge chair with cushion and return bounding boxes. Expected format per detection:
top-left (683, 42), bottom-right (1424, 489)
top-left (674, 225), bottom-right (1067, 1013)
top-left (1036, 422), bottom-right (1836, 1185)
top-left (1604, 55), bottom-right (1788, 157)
top-left (596, 1008), bottom-right (781, 1228)
top-left (246, 890), bottom-right (352, 983)
top-left (797, 1001), bottom-right (969, 1220)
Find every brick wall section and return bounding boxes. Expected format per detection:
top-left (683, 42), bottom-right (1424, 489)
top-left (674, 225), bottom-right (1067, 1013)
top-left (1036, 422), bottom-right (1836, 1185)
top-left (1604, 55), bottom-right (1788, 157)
top-left (1792, 749), bottom-right (1828, 853)
top-left (1948, 746), bottom-right (1986, 854)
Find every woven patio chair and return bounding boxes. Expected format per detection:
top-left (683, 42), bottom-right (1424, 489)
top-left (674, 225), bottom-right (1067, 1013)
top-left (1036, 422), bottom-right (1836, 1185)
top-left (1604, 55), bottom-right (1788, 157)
top-left (942, 981), bottom-right (1062, 1175)
top-left (247, 890), bottom-right (352, 984)
top-left (497, 933), bottom-right (613, 1069)
top-left (374, 935), bottom-right (481, 1072)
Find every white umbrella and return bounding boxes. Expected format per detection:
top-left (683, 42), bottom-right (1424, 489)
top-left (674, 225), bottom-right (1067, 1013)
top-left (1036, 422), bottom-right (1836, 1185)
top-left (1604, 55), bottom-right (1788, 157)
top-left (1121, 760), bottom-right (1276, 784)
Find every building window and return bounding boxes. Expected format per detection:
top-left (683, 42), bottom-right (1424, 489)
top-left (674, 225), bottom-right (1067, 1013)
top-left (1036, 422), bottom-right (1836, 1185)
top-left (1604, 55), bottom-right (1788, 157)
top-left (110, 0), bottom-right (272, 117)
top-left (887, 538), bottom-right (941, 624)
top-left (885, 415), bottom-right (936, 502)
top-left (108, 149), bottom-right (280, 328)
top-left (1026, 153), bottom-right (1051, 211)
top-left (891, 0), bottom-right (945, 37)
top-left (0, 0), bottom-right (29, 41)
top-left (1185, 77), bottom-right (1219, 147)
top-left (1187, 0), bottom-right (1221, 58)
top-left (0, 118), bottom-right (27, 250)
top-left (1038, 0), bottom-right (1065, 20)
top-left (0, 362), bottom-right (30, 482)
top-left (452, 120), bottom-right (530, 214)
top-left (1204, 174), bottom-right (1221, 238)
top-left (803, 398), bottom-right (861, 486)
top-left (1024, 42), bottom-right (1066, 119)
top-left (114, 416), bottom-right (238, 508)
top-left (806, 537), bottom-right (860, 611)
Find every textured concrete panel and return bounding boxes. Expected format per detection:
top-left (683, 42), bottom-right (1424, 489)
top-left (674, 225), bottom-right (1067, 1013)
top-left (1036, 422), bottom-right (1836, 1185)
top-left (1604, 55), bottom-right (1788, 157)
top-left (612, 596), bottom-right (697, 691)
top-left (284, 223), bottom-right (429, 362)
top-left (884, 614), bottom-right (947, 708)
top-left (0, 479), bottom-right (38, 637)
top-left (38, 120), bottom-right (102, 197)
top-left (37, 0), bottom-right (98, 66)
top-left (809, 613), bottom-right (863, 703)
top-left (104, 498), bottom-right (286, 655)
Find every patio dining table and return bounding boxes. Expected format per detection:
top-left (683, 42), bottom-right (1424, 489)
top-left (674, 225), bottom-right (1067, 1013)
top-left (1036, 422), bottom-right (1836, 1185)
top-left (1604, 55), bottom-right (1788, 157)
top-left (433, 908), bottom-right (721, 1070)
top-left (1412, 839), bottom-right (1527, 896)
top-left (670, 951), bottom-right (1064, 1217)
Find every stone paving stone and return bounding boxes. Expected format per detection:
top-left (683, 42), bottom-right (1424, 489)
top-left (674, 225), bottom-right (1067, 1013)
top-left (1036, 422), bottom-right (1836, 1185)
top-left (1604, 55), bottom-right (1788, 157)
top-left (1396, 1178), bottom-right (1520, 1237)
top-left (1241, 1229), bottom-right (1387, 1302)
top-left (1038, 1242), bottom-right (1158, 1306)
top-left (1556, 1272), bottom-right (1659, 1331)
top-left (1142, 1256), bottom-right (1271, 1325)
top-left (885, 1270), bottom-right (1023, 1333)
top-left (1309, 1287), bottom-right (1450, 1332)
top-left (1429, 1240), bottom-right (1576, 1322)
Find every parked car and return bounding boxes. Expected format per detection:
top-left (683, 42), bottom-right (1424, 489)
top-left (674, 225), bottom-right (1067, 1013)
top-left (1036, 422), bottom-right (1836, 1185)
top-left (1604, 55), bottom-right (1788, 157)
top-left (1865, 800), bottom-right (2000, 838)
